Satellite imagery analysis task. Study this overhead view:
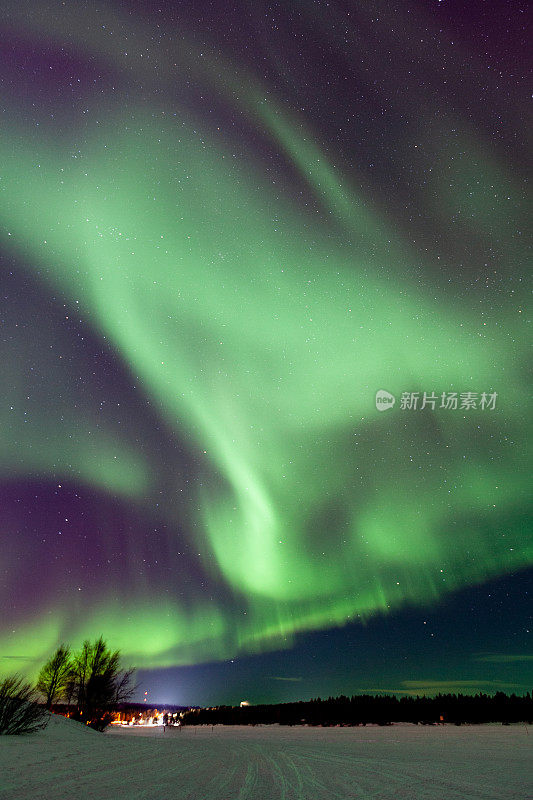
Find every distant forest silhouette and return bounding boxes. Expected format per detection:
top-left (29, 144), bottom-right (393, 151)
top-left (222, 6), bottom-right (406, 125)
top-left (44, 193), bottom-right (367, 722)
top-left (177, 691), bottom-right (532, 726)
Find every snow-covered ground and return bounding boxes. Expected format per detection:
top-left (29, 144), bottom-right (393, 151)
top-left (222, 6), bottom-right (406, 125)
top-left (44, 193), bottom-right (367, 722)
top-left (0, 714), bottom-right (531, 799)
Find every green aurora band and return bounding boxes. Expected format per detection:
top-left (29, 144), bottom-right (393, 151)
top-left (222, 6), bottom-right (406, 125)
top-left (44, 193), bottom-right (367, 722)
top-left (0, 1), bottom-right (530, 672)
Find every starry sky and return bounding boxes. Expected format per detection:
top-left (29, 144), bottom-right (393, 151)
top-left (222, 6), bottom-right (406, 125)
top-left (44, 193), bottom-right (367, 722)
top-left (1, 0), bottom-right (531, 706)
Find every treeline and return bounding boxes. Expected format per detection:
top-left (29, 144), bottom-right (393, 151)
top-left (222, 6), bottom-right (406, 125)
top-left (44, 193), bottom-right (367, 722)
top-left (182, 691), bottom-right (533, 726)
top-left (0, 636), bottom-right (135, 735)
top-left (37, 637), bottom-right (135, 730)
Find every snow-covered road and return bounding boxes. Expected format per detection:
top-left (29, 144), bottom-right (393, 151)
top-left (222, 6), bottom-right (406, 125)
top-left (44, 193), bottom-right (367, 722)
top-left (0, 715), bottom-right (530, 799)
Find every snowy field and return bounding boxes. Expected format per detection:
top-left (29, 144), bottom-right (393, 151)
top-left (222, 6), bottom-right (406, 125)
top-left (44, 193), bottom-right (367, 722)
top-left (0, 714), bottom-right (531, 799)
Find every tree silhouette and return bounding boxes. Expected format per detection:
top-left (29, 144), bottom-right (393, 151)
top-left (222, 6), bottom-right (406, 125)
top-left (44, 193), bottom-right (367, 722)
top-left (70, 637), bottom-right (135, 730)
top-left (0, 675), bottom-right (48, 735)
top-left (36, 644), bottom-right (72, 709)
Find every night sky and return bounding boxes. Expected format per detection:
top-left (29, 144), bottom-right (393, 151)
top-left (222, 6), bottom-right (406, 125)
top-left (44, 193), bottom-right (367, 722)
top-left (1, 0), bottom-right (531, 706)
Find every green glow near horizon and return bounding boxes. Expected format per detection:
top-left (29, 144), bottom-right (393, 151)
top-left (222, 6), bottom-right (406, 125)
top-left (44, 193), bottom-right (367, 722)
top-left (0, 2), bottom-right (530, 674)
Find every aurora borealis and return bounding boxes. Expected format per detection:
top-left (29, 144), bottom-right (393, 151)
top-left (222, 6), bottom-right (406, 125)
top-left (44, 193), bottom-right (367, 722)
top-left (1, 0), bottom-right (531, 704)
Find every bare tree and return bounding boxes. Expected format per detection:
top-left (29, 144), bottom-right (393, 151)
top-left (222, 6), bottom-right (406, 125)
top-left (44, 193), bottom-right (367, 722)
top-left (0, 675), bottom-right (48, 735)
top-left (70, 637), bottom-right (136, 730)
top-left (36, 644), bottom-right (72, 709)
top-left (113, 667), bottom-right (136, 706)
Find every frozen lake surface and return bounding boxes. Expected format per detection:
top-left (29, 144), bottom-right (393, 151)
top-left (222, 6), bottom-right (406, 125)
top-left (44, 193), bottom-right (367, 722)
top-left (0, 714), bottom-right (531, 799)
